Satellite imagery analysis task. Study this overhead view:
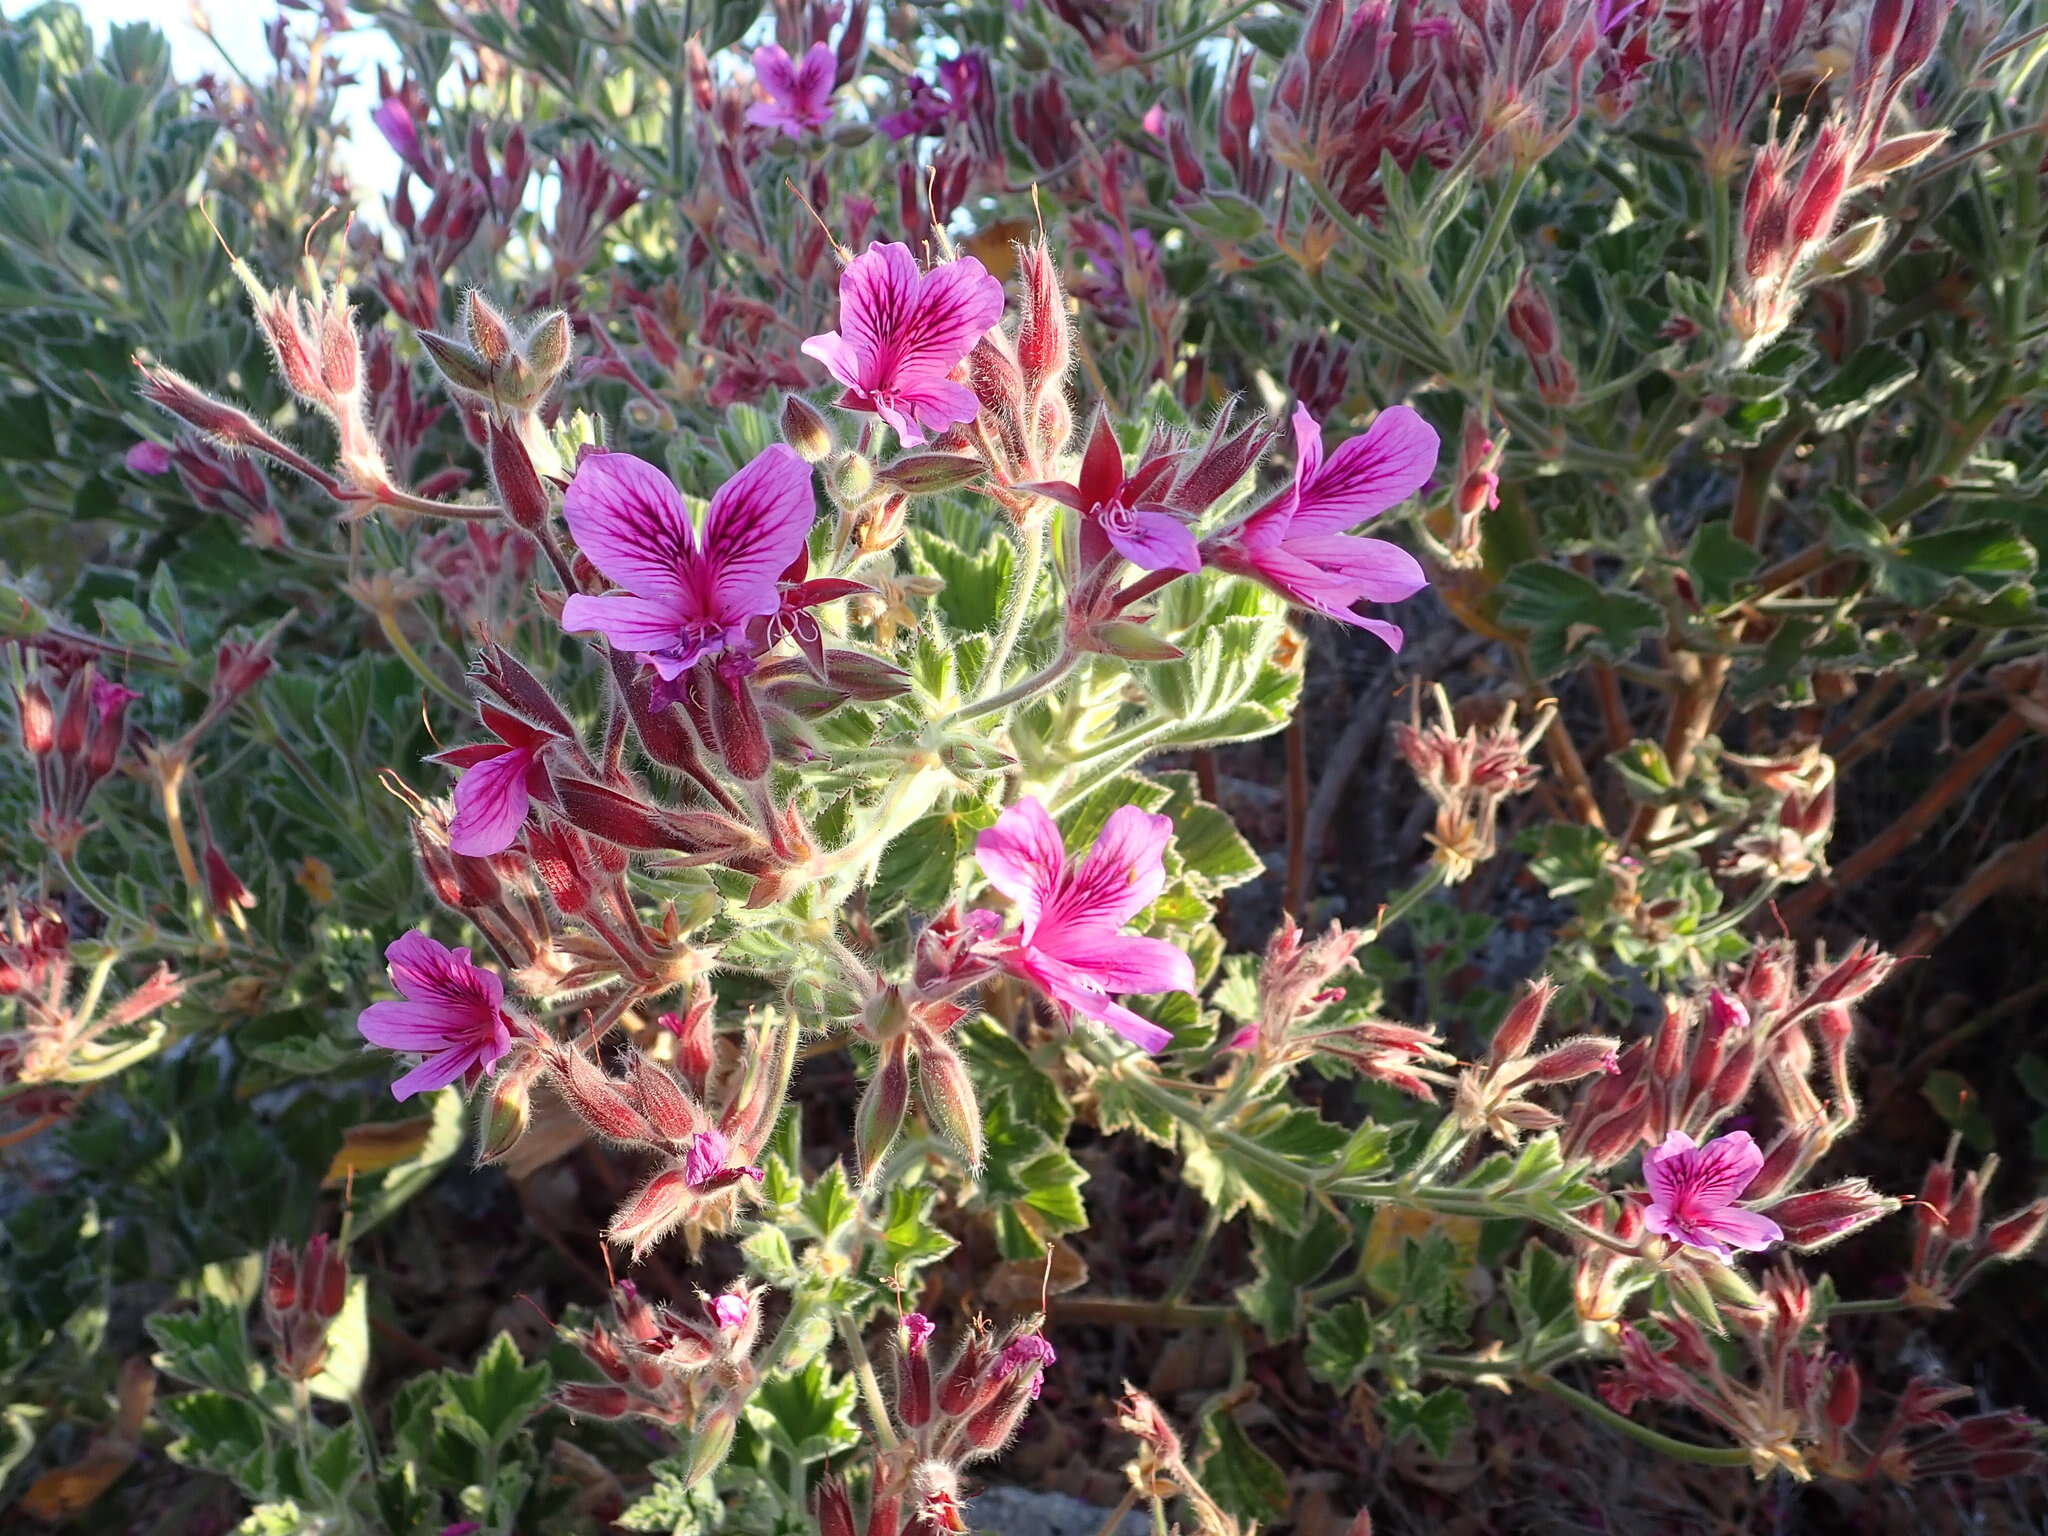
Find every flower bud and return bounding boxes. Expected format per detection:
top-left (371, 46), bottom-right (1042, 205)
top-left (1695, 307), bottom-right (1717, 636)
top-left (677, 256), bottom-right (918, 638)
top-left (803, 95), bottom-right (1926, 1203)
top-left (898, 1313), bottom-right (935, 1428)
top-left (607, 1168), bottom-right (696, 1258)
top-left (816, 1476), bottom-right (858, 1536)
top-left (781, 394), bottom-right (836, 462)
top-left (939, 1330), bottom-right (997, 1417)
top-left (524, 310), bottom-right (574, 384)
top-left (1086, 618), bottom-right (1185, 663)
top-left (857, 1037), bottom-right (912, 1183)
top-left (1763, 1179), bottom-right (1897, 1251)
top-left (487, 417), bottom-right (552, 533)
top-left (16, 683), bottom-right (53, 757)
top-left (553, 1048), bottom-right (656, 1143)
top-left (1946, 1170), bottom-right (1985, 1244)
top-left (1984, 1199), bottom-right (2048, 1261)
top-left (1519, 1036), bottom-right (1621, 1085)
top-left (630, 1052), bottom-right (701, 1144)
top-left (303, 1234), bottom-right (348, 1319)
top-left (1016, 237), bottom-right (1071, 397)
top-left (557, 1382), bottom-right (632, 1418)
top-left (417, 330), bottom-right (497, 398)
top-left (879, 453), bottom-right (986, 494)
top-left (1801, 941), bottom-right (1895, 1010)
top-left (464, 292), bottom-right (515, 369)
top-left (1825, 1359), bottom-right (1861, 1429)
top-left (710, 662), bottom-right (771, 781)
top-left (1488, 978), bottom-right (1559, 1068)
top-left (1814, 217), bottom-right (1886, 277)
top-left (478, 1052), bottom-right (541, 1163)
top-left (684, 1398), bottom-right (741, 1486)
top-left (264, 1242), bottom-right (299, 1313)
top-left (917, 1037), bottom-right (983, 1167)
top-left (828, 452), bottom-right (875, 505)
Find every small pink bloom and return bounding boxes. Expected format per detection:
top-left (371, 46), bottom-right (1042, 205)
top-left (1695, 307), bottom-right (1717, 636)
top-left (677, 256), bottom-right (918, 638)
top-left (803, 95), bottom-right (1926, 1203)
top-left (903, 1312), bottom-right (935, 1350)
top-left (1209, 404), bottom-right (1435, 651)
top-left (357, 931), bottom-right (518, 1099)
top-left (1641, 1130), bottom-right (1784, 1259)
top-left (682, 1128), bottom-right (763, 1189)
top-left (1020, 410), bottom-right (1202, 574)
top-left (560, 447), bottom-right (817, 680)
top-left (431, 706), bottom-right (560, 857)
top-left (973, 798), bottom-right (1196, 1054)
top-left (125, 441), bottom-right (172, 475)
top-left (801, 242), bottom-right (1005, 445)
top-left (745, 43), bottom-right (836, 138)
top-left (708, 1291), bottom-right (750, 1330)
top-left (1142, 102), bottom-right (1167, 136)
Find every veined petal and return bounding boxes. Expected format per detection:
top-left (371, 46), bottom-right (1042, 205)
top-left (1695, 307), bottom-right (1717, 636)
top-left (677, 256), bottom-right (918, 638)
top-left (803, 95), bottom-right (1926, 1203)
top-left (1281, 532), bottom-right (1429, 602)
top-left (1291, 405), bottom-right (1440, 535)
top-left (700, 445), bottom-right (817, 626)
top-left (561, 452), bottom-right (698, 601)
top-left (447, 746), bottom-right (535, 857)
top-left (1642, 1129), bottom-right (1700, 1213)
top-left (1051, 803), bottom-right (1173, 929)
top-left (752, 43), bottom-right (797, 101)
top-left (358, 999), bottom-right (471, 1051)
top-left (1037, 929), bottom-right (1195, 998)
top-left (560, 592), bottom-right (690, 653)
top-left (794, 41), bottom-right (836, 109)
top-left (389, 1046), bottom-right (480, 1101)
top-left (975, 797), bottom-right (1066, 926)
top-left (1692, 1206), bottom-right (1784, 1253)
top-left (1288, 402), bottom-right (1325, 497)
top-left (799, 331), bottom-right (865, 393)
top-left (900, 379), bottom-right (984, 436)
top-left (1103, 507), bottom-right (1201, 574)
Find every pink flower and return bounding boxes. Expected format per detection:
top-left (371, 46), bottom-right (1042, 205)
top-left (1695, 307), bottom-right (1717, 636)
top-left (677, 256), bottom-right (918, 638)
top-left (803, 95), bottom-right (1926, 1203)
top-left (1641, 1130), bottom-right (1785, 1259)
top-left (560, 447), bottom-right (817, 680)
top-left (125, 441), bottom-right (172, 475)
top-left (801, 243), bottom-right (1005, 445)
top-left (356, 931), bottom-right (519, 1099)
top-left (746, 548), bottom-right (869, 677)
top-left (431, 706), bottom-right (560, 857)
top-left (745, 43), bottom-right (836, 138)
top-left (1142, 102), bottom-right (1167, 136)
top-left (973, 798), bottom-right (1196, 1054)
top-left (1021, 409), bottom-right (1202, 574)
top-left (1208, 404), bottom-right (1435, 651)
top-left (708, 1290), bottom-right (751, 1330)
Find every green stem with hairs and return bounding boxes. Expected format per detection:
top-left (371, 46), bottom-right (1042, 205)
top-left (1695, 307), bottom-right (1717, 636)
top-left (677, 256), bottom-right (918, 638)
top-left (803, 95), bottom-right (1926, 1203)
top-left (1529, 1375), bottom-right (1754, 1467)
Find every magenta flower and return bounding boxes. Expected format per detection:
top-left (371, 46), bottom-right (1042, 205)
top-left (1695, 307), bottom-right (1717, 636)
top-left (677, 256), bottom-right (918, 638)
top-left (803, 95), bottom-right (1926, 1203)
top-left (801, 242), bottom-right (1005, 445)
top-left (560, 446), bottom-right (817, 680)
top-left (431, 706), bottom-right (560, 857)
top-left (973, 798), bottom-right (1196, 1054)
top-left (1021, 409), bottom-right (1201, 575)
top-left (746, 548), bottom-right (869, 677)
top-left (683, 1129), bottom-right (763, 1190)
top-left (1208, 404), bottom-right (1435, 651)
top-left (1641, 1130), bottom-right (1785, 1259)
top-left (708, 1291), bottom-right (751, 1330)
top-left (125, 441), bottom-right (172, 475)
top-left (356, 931), bottom-right (519, 1099)
top-left (745, 43), bottom-right (836, 138)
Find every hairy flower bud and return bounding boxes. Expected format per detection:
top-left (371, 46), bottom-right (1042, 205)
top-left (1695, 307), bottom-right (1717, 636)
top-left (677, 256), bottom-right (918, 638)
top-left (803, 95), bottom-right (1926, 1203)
top-left (1016, 237), bottom-right (1071, 397)
top-left (1985, 1199), bottom-right (2048, 1261)
top-left (16, 683), bottom-right (53, 757)
top-left (478, 1051), bottom-right (542, 1163)
top-left (816, 1476), bottom-right (858, 1536)
top-left (857, 1036), bottom-right (912, 1182)
top-left (553, 1047), bottom-right (656, 1143)
top-left (1764, 1179), bottom-right (1897, 1250)
top-left (1488, 978), bottom-right (1559, 1068)
top-left (917, 1036), bottom-right (983, 1167)
top-left (557, 1382), bottom-right (632, 1419)
top-left (1520, 1037), bottom-right (1621, 1085)
top-left (523, 310), bottom-right (575, 384)
top-left (487, 417), bottom-right (552, 532)
top-left (781, 394), bottom-right (836, 462)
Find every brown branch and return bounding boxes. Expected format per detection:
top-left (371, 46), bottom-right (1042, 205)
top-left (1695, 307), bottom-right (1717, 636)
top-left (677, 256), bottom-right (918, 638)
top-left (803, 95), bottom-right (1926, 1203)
top-left (1898, 820), bottom-right (2048, 961)
top-left (1781, 710), bottom-right (2030, 927)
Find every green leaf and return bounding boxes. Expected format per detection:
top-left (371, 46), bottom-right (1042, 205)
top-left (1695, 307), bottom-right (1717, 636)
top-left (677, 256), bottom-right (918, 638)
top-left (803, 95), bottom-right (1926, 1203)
top-left (1897, 522), bottom-right (2036, 581)
top-left (1235, 1207), bottom-right (1352, 1340)
top-left (1498, 562), bottom-right (1662, 676)
top-left (871, 801), bottom-right (996, 914)
top-left (1382, 1386), bottom-right (1472, 1457)
top-left (1305, 1300), bottom-right (1376, 1387)
top-left (306, 1275), bottom-right (369, 1403)
top-left (797, 1163), bottom-right (861, 1242)
top-left (1808, 341), bottom-right (1918, 432)
top-left (746, 1360), bottom-right (861, 1464)
top-left (440, 1334), bottom-right (550, 1453)
top-left (876, 1184), bottom-right (958, 1283)
top-left (1922, 1070), bottom-right (1996, 1154)
top-left (1504, 1241), bottom-right (1577, 1344)
top-left (907, 524), bottom-right (1014, 636)
top-left (959, 1016), bottom-right (1072, 1137)
top-left (1195, 1408), bottom-right (1290, 1524)
top-left (1688, 522), bottom-right (1761, 608)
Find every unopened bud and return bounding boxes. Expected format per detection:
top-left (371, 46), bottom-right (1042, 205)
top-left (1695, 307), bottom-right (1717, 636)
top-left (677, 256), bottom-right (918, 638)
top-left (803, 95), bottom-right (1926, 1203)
top-left (1763, 1179), bottom-right (1897, 1251)
top-left (1087, 618), bottom-right (1184, 663)
top-left (1985, 1200), bottom-right (2048, 1260)
top-left (1519, 1036), bottom-right (1621, 1085)
top-left (857, 1038), bottom-right (912, 1182)
top-left (898, 1313), bottom-right (935, 1427)
top-left (878, 453), bottom-right (985, 494)
top-left (1825, 1360), bottom-right (1861, 1429)
top-left (630, 1052), bottom-right (700, 1144)
top-left (1488, 978), bottom-right (1559, 1068)
top-left (264, 1242), bottom-right (298, 1313)
top-left (488, 417), bottom-right (551, 532)
top-left (1815, 217), bottom-right (1886, 277)
top-left (303, 1234), bottom-right (347, 1319)
top-left (464, 292), bottom-right (516, 368)
top-left (417, 330), bottom-right (497, 398)
top-left (828, 452), bottom-right (875, 505)
top-left (523, 310), bottom-right (575, 383)
top-left (557, 1382), bottom-right (632, 1418)
top-left (1857, 128), bottom-right (1946, 180)
top-left (478, 1052), bottom-right (541, 1163)
top-left (16, 684), bottom-right (53, 756)
top-left (939, 1331), bottom-right (997, 1417)
top-left (684, 1399), bottom-right (741, 1486)
top-left (816, 1476), bottom-right (858, 1536)
top-left (1016, 238), bottom-right (1071, 396)
top-left (781, 394), bottom-right (836, 462)
top-left (710, 662), bottom-right (771, 781)
top-left (917, 1037), bottom-right (983, 1167)
top-left (553, 1047), bottom-right (656, 1143)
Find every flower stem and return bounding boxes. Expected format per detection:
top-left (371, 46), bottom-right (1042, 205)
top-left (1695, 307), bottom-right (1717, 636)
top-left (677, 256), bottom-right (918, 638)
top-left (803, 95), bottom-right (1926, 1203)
top-left (1528, 1375), bottom-right (1753, 1467)
top-left (941, 648), bottom-right (1078, 726)
top-left (1127, 0), bottom-right (1264, 64)
top-left (976, 513), bottom-right (1047, 704)
top-left (837, 1315), bottom-right (901, 1452)
top-left (1444, 163), bottom-right (1532, 330)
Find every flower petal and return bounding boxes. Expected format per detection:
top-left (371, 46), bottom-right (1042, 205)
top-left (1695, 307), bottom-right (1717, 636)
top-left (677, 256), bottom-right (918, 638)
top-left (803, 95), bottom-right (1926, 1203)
top-left (901, 380), bottom-right (984, 437)
top-left (975, 797), bottom-right (1066, 926)
top-left (561, 452), bottom-right (698, 601)
top-left (1691, 1206), bottom-right (1784, 1253)
top-left (1642, 1129), bottom-right (1700, 1213)
top-left (1281, 532), bottom-right (1429, 603)
top-left (1049, 803), bottom-right (1173, 930)
top-left (389, 1046), bottom-right (478, 1101)
top-left (1290, 405), bottom-right (1440, 535)
top-left (700, 445), bottom-right (817, 627)
top-left (1103, 506), bottom-right (1201, 574)
top-left (560, 592), bottom-right (690, 654)
top-left (358, 999), bottom-right (469, 1051)
top-left (1037, 930), bottom-right (1194, 998)
top-left (447, 746), bottom-right (535, 857)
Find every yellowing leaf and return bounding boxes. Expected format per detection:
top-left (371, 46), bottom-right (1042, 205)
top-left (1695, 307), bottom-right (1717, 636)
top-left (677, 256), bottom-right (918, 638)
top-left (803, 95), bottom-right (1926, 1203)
top-left (15, 1440), bottom-right (136, 1521)
top-left (323, 1115), bottom-right (435, 1186)
top-left (1361, 1206), bottom-right (1481, 1304)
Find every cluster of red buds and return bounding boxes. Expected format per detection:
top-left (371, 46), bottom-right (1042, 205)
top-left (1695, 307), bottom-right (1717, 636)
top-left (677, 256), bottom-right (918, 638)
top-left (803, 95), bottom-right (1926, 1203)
top-left (815, 1312), bottom-right (1057, 1536)
top-left (0, 889), bottom-right (183, 1118)
top-left (1604, 1266), bottom-right (2040, 1482)
top-left (1264, 0), bottom-right (1459, 222)
top-left (1454, 978), bottom-right (1623, 1140)
top-left (1899, 1143), bottom-right (2048, 1309)
top-left (1442, 410), bottom-right (1504, 567)
top-left (1393, 685), bottom-right (1552, 881)
top-left (557, 1280), bottom-right (763, 1487)
top-left (529, 1007), bottom-right (794, 1260)
top-left (262, 1233), bottom-right (350, 1381)
top-left (1727, 0), bottom-right (1951, 349)
top-left (161, 435), bottom-right (287, 551)
top-left (1505, 273), bottom-right (1577, 406)
top-left (1563, 940), bottom-right (1893, 1190)
top-left (11, 650), bottom-right (140, 860)
top-left (1224, 916), bottom-right (1454, 1098)
top-left (1443, 0), bottom-right (1602, 169)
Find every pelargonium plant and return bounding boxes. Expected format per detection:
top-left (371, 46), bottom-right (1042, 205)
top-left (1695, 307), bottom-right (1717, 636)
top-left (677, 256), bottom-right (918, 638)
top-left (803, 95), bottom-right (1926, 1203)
top-left (4, 0), bottom-right (2048, 1532)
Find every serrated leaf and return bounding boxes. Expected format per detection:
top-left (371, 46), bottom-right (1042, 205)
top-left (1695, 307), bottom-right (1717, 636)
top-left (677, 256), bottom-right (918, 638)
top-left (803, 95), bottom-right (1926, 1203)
top-left (1235, 1207), bottom-right (1351, 1340)
top-left (745, 1360), bottom-right (860, 1464)
top-left (440, 1333), bottom-right (550, 1451)
top-left (1306, 1300), bottom-right (1376, 1387)
top-left (1382, 1386), bottom-right (1472, 1457)
top-left (1196, 1408), bottom-right (1291, 1524)
top-left (1498, 562), bottom-right (1662, 676)
top-left (1809, 341), bottom-right (1917, 432)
